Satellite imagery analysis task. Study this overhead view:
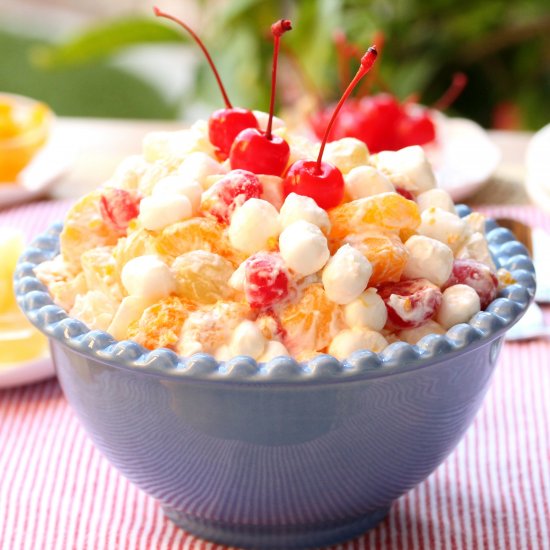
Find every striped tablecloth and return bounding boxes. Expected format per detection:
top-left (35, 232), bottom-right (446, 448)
top-left (1, 200), bottom-right (549, 550)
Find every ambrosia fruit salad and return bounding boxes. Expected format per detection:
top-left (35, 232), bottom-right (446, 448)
top-left (35, 9), bottom-right (509, 362)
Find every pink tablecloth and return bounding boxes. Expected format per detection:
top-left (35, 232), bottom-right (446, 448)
top-left (0, 201), bottom-right (549, 550)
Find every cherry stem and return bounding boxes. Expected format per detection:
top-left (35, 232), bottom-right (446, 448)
top-left (315, 46), bottom-right (378, 174)
top-left (153, 6), bottom-right (232, 109)
top-left (266, 19), bottom-right (292, 140)
top-left (432, 72), bottom-right (468, 111)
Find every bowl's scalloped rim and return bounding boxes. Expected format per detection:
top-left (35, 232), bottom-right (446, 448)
top-left (14, 205), bottom-right (536, 383)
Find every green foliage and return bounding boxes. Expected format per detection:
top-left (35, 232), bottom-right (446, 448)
top-left (33, 18), bottom-right (185, 69)
top-left (4, 0), bottom-right (550, 128)
top-left (0, 29), bottom-right (178, 119)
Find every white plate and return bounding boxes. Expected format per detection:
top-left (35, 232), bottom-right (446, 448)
top-left (0, 354), bottom-right (54, 389)
top-left (0, 141), bottom-right (69, 208)
top-left (425, 114), bottom-right (501, 202)
top-left (525, 123), bottom-right (550, 212)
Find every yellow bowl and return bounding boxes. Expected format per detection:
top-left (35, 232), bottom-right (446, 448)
top-left (0, 93), bottom-right (53, 183)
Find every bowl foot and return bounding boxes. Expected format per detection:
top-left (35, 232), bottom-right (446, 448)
top-left (163, 505), bottom-right (391, 549)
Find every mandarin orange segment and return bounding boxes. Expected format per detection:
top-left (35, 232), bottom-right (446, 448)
top-left (127, 296), bottom-right (191, 350)
top-left (279, 283), bottom-right (344, 356)
top-left (328, 192), bottom-right (421, 241)
top-left (60, 190), bottom-right (119, 270)
top-left (155, 217), bottom-right (236, 263)
top-left (342, 230), bottom-right (409, 286)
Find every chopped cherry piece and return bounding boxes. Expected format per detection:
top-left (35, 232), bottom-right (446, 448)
top-left (153, 7), bottom-right (258, 158)
top-left (209, 109), bottom-right (259, 159)
top-left (244, 252), bottom-right (290, 309)
top-left (444, 259), bottom-right (498, 309)
top-left (229, 19), bottom-right (292, 176)
top-left (100, 188), bottom-right (141, 232)
top-left (203, 169), bottom-right (262, 223)
top-left (395, 187), bottom-right (415, 201)
top-left (284, 46), bottom-right (378, 210)
top-left (377, 278), bottom-right (443, 330)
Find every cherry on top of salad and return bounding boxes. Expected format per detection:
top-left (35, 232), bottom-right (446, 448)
top-left (309, 30), bottom-right (468, 153)
top-left (229, 19), bottom-right (292, 177)
top-left (283, 46), bottom-right (378, 210)
top-left (154, 6), bottom-right (259, 159)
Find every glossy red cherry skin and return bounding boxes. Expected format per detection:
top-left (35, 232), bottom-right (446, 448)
top-left (208, 108), bottom-right (259, 158)
top-left (356, 94), bottom-right (405, 152)
top-left (229, 128), bottom-right (290, 176)
top-left (283, 159), bottom-right (344, 210)
top-left (397, 110), bottom-right (436, 148)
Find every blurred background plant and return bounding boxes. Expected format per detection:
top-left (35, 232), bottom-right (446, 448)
top-left (1, 0), bottom-right (549, 129)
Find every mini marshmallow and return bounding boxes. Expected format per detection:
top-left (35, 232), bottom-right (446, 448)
top-left (258, 340), bottom-right (290, 362)
top-left (177, 151), bottom-right (224, 187)
top-left (214, 344), bottom-right (232, 361)
top-left (328, 328), bottom-right (388, 359)
top-left (416, 188), bottom-right (456, 214)
top-left (417, 207), bottom-right (470, 252)
top-left (344, 165), bottom-right (394, 200)
top-left (138, 194), bottom-right (192, 231)
top-left (436, 284), bottom-right (481, 329)
top-left (253, 110), bottom-right (285, 133)
top-left (279, 220), bottom-right (330, 276)
top-left (403, 235), bottom-right (454, 287)
top-left (178, 339), bottom-right (204, 356)
top-left (228, 261), bottom-right (246, 292)
top-left (456, 232), bottom-right (496, 271)
top-left (324, 138), bottom-right (369, 174)
top-left (322, 245), bottom-right (372, 304)
top-left (121, 255), bottom-right (176, 300)
top-left (108, 295), bottom-right (154, 341)
top-left (143, 129), bottom-right (214, 163)
top-left (110, 155), bottom-right (149, 190)
top-left (463, 212), bottom-right (487, 234)
top-left (288, 135), bottom-right (320, 166)
top-left (279, 193), bottom-right (330, 233)
top-left (398, 320), bottom-right (446, 345)
top-left (229, 198), bottom-right (280, 254)
top-left (229, 320), bottom-right (266, 359)
top-left (344, 288), bottom-right (387, 331)
top-left (375, 146), bottom-right (436, 193)
top-left (152, 175), bottom-right (202, 213)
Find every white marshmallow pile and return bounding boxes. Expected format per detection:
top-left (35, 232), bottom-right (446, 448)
top-left (49, 117), bottom-right (504, 365)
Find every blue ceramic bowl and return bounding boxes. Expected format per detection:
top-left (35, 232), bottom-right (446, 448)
top-left (15, 206), bottom-right (535, 549)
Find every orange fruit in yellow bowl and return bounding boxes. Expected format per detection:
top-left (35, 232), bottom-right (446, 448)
top-left (0, 93), bottom-right (53, 183)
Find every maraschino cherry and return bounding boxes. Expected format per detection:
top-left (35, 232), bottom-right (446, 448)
top-left (229, 20), bottom-right (292, 177)
top-left (283, 46), bottom-right (378, 210)
top-left (153, 7), bottom-right (258, 158)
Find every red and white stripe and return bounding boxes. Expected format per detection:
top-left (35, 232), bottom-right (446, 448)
top-left (1, 201), bottom-right (549, 549)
